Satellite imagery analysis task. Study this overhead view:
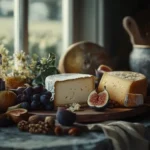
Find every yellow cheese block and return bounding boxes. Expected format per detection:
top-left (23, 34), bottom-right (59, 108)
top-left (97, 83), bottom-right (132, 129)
top-left (98, 71), bottom-right (147, 106)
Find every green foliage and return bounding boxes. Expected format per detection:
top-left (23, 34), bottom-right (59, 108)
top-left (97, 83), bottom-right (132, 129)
top-left (31, 53), bottom-right (59, 85)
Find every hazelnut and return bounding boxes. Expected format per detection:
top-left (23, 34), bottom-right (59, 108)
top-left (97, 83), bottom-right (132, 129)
top-left (54, 126), bottom-right (63, 136)
top-left (68, 127), bottom-right (81, 136)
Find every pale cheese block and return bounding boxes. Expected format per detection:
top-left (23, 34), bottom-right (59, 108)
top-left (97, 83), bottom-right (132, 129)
top-left (98, 71), bottom-right (147, 106)
top-left (45, 73), bottom-right (95, 107)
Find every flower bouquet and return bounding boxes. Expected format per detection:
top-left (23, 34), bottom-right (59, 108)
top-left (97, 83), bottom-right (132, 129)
top-left (0, 45), bottom-right (58, 89)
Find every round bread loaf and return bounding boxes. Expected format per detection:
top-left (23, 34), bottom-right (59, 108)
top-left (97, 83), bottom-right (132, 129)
top-left (58, 41), bottom-right (112, 75)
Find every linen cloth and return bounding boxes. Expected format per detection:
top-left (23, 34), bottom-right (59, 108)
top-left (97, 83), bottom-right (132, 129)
top-left (87, 121), bottom-right (149, 150)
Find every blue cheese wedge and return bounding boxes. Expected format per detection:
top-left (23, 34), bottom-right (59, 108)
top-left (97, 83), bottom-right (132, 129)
top-left (45, 73), bottom-right (95, 107)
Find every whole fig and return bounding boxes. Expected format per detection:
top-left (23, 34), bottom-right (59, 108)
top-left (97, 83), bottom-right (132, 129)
top-left (56, 107), bottom-right (76, 126)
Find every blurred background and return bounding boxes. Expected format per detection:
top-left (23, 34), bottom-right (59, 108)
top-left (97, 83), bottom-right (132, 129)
top-left (0, 0), bottom-right (62, 63)
top-left (0, 0), bottom-right (149, 69)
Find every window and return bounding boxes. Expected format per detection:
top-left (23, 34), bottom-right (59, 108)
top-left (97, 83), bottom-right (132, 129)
top-left (28, 0), bottom-right (62, 62)
top-left (0, 0), bottom-right (100, 60)
top-left (0, 0), bottom-right (63, 64)
top-left (0, 0), bottom-right (14, 55)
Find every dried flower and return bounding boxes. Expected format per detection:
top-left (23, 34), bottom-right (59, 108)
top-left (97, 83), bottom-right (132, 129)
top-left (0, 44), bottom-right (58, 85)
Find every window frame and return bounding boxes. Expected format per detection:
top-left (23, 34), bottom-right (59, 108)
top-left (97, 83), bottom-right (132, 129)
top-left (62, 0), bottom-right (105, 51)
top-left (14, 0), bottom-right (28, 53)
top-left (14, 0), bottom-right (104, 54)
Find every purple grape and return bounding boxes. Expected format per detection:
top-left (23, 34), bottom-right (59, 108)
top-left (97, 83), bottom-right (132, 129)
top-left (17, 94), bottom-right (28, 103)
top-left (16, 94), bottom-right (22, 103)
top-left (32, 94), bottom-right (41, 102)
top-left (43, 91), bottom-right (52, 98)
top-left (17, 87), bottom-right (26, 95)
top-left (42, 88), bottom-right (47, 93)
top-left (23, 86), bottom-right (33, 96)
top-left (26, 95), bottom-right (32, 104)
top-left (33, 85), bottom-right (44, 94)
top-left (21, 94), bottom-right (29, 102)
top-left (31, 101), bottom-right (40, 110)
top-left (40, 95), bottom-right (50, 105)
top-left (20, 102), bottom-right (30, 110)
top-left (45, 101), bottom-right (54, 110)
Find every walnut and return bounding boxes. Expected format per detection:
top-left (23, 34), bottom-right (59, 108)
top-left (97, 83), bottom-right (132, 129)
top-left (17, 120), bottom-right (29, 132)
top-left (28, 122), bottom-right (52, 134)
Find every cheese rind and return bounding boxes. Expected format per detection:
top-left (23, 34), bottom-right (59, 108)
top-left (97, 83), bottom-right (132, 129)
top-left (124, 93), bottom-right (144, 107)
top-left (98, 71), bottom-right (147, 106)
top-left (45, 73), bottom-right (95, 107)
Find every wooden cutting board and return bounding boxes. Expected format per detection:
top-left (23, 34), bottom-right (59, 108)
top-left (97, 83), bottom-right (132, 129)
top-left (29, 105), bottom-right (150, 123)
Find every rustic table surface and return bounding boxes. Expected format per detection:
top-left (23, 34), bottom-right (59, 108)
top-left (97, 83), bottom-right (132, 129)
top-left (0, 114), bottom-right (150, 150)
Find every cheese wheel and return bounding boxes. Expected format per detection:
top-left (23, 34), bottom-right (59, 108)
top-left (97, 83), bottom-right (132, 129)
top-left (45, 73), bottom-right (95, 107)
top-left (58, 41), bottom-right (112, 75)
top-left (98, 71), bottom-right (147, 106)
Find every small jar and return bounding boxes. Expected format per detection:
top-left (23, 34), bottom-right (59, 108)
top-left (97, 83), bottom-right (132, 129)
top-left (5, 76), bottom-right (26, 89)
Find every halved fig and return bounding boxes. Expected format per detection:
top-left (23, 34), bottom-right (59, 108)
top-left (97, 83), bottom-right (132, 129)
top-left (87, 86), bottom-right (109, 111)
top-left (95, 65), bottom-right (112, 88)
top-left (6, 108), bottom-right (28, 124)
top-left (97, 64), bottom-right (112, 73)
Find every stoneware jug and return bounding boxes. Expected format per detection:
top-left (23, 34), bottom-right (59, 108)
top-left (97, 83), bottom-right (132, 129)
top-left (130, 45), bottom-right (150, 82)
top-left (123, 16), bottom-right (150, 82)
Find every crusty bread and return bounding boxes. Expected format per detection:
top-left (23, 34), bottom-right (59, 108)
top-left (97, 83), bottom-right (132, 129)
top-left (58, 41), bottom-right (112, 75)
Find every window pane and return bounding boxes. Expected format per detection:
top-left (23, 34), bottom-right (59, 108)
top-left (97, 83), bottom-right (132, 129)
top-left (28, 0), bottom-right (62, 64)
top-left (0, 0), bottom-right (14, 55)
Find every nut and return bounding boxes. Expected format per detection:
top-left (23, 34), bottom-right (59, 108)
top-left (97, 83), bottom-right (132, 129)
top-left (38, 121), bottom-right (45, 125)
top-left (28, 122), bottom-right (53, 135)
top-left (28, 115), bottom-right (44, 124)
top-left (54, 126), bottom-right (63, 136)
top-left (28, 115), bottom-right (39, 124)
top-left (68, 127), bottom-right (81, 136)
top-left (45, 116), bottom-right (55, 128)
top-left (17, 120), bottom-right (29, 131)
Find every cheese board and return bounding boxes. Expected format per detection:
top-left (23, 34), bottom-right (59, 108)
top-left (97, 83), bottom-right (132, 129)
top-left (29, 105), bottom-right (150, 123)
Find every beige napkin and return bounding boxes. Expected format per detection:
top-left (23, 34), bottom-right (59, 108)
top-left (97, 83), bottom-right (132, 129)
top-left (87, 121), bottom-right (149, 150)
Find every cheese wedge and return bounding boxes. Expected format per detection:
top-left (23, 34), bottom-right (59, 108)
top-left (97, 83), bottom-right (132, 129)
top-left (45, 73), bottom-right (95, 107)
top-left (98, 71), bottom-right (147, 106)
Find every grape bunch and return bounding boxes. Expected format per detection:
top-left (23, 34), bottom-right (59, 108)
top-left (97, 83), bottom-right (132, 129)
top-left (11, 85), bottom-right (54, 111)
